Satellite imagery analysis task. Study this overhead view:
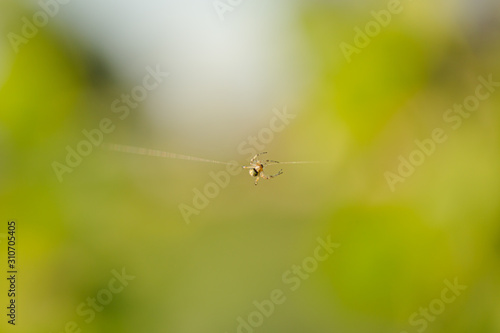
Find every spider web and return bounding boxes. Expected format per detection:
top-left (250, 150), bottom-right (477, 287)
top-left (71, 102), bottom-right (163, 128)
top-left (103, 143), bottom-right (329, 166)
top-left (103, 143), bottom-right (234, 165)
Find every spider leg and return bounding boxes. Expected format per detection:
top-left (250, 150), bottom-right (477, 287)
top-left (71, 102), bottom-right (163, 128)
top-left (242, 165), bottom-right (254, 169)
top-left (261, 160), bottom-right (280, 166)
top-left (260, 169), bottom-right (283, 180)
top-left (251, 152), bottom-right (267, 164)
top-left (254, 176), bottom-right (260, 186)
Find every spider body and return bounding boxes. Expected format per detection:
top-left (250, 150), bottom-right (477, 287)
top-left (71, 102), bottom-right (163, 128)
top-left (249, 165), bottom-right (262, 177)
top-left (242, 152), bottom-right (283, 185)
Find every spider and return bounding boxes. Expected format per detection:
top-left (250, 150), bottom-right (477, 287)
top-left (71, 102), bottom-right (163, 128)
top-left (242, 152), bottom-right (283, 186)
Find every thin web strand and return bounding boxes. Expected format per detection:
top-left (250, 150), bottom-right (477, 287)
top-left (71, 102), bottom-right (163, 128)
top-left (103, 143), bottom-right (233, 166)
top-left (105, 143), bottom-right (329, 166)
top-left (264, 161), bottom-right (330, 165)
top-left (278, 161), bottom-right (328, 164)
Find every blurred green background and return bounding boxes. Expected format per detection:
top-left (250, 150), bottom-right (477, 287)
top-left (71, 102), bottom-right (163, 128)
top-left (1, 0), bottom-right (499, 332)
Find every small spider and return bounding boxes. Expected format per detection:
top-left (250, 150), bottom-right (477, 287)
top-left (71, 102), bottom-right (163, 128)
top-left (242, 152), bottom-right (283, 186)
